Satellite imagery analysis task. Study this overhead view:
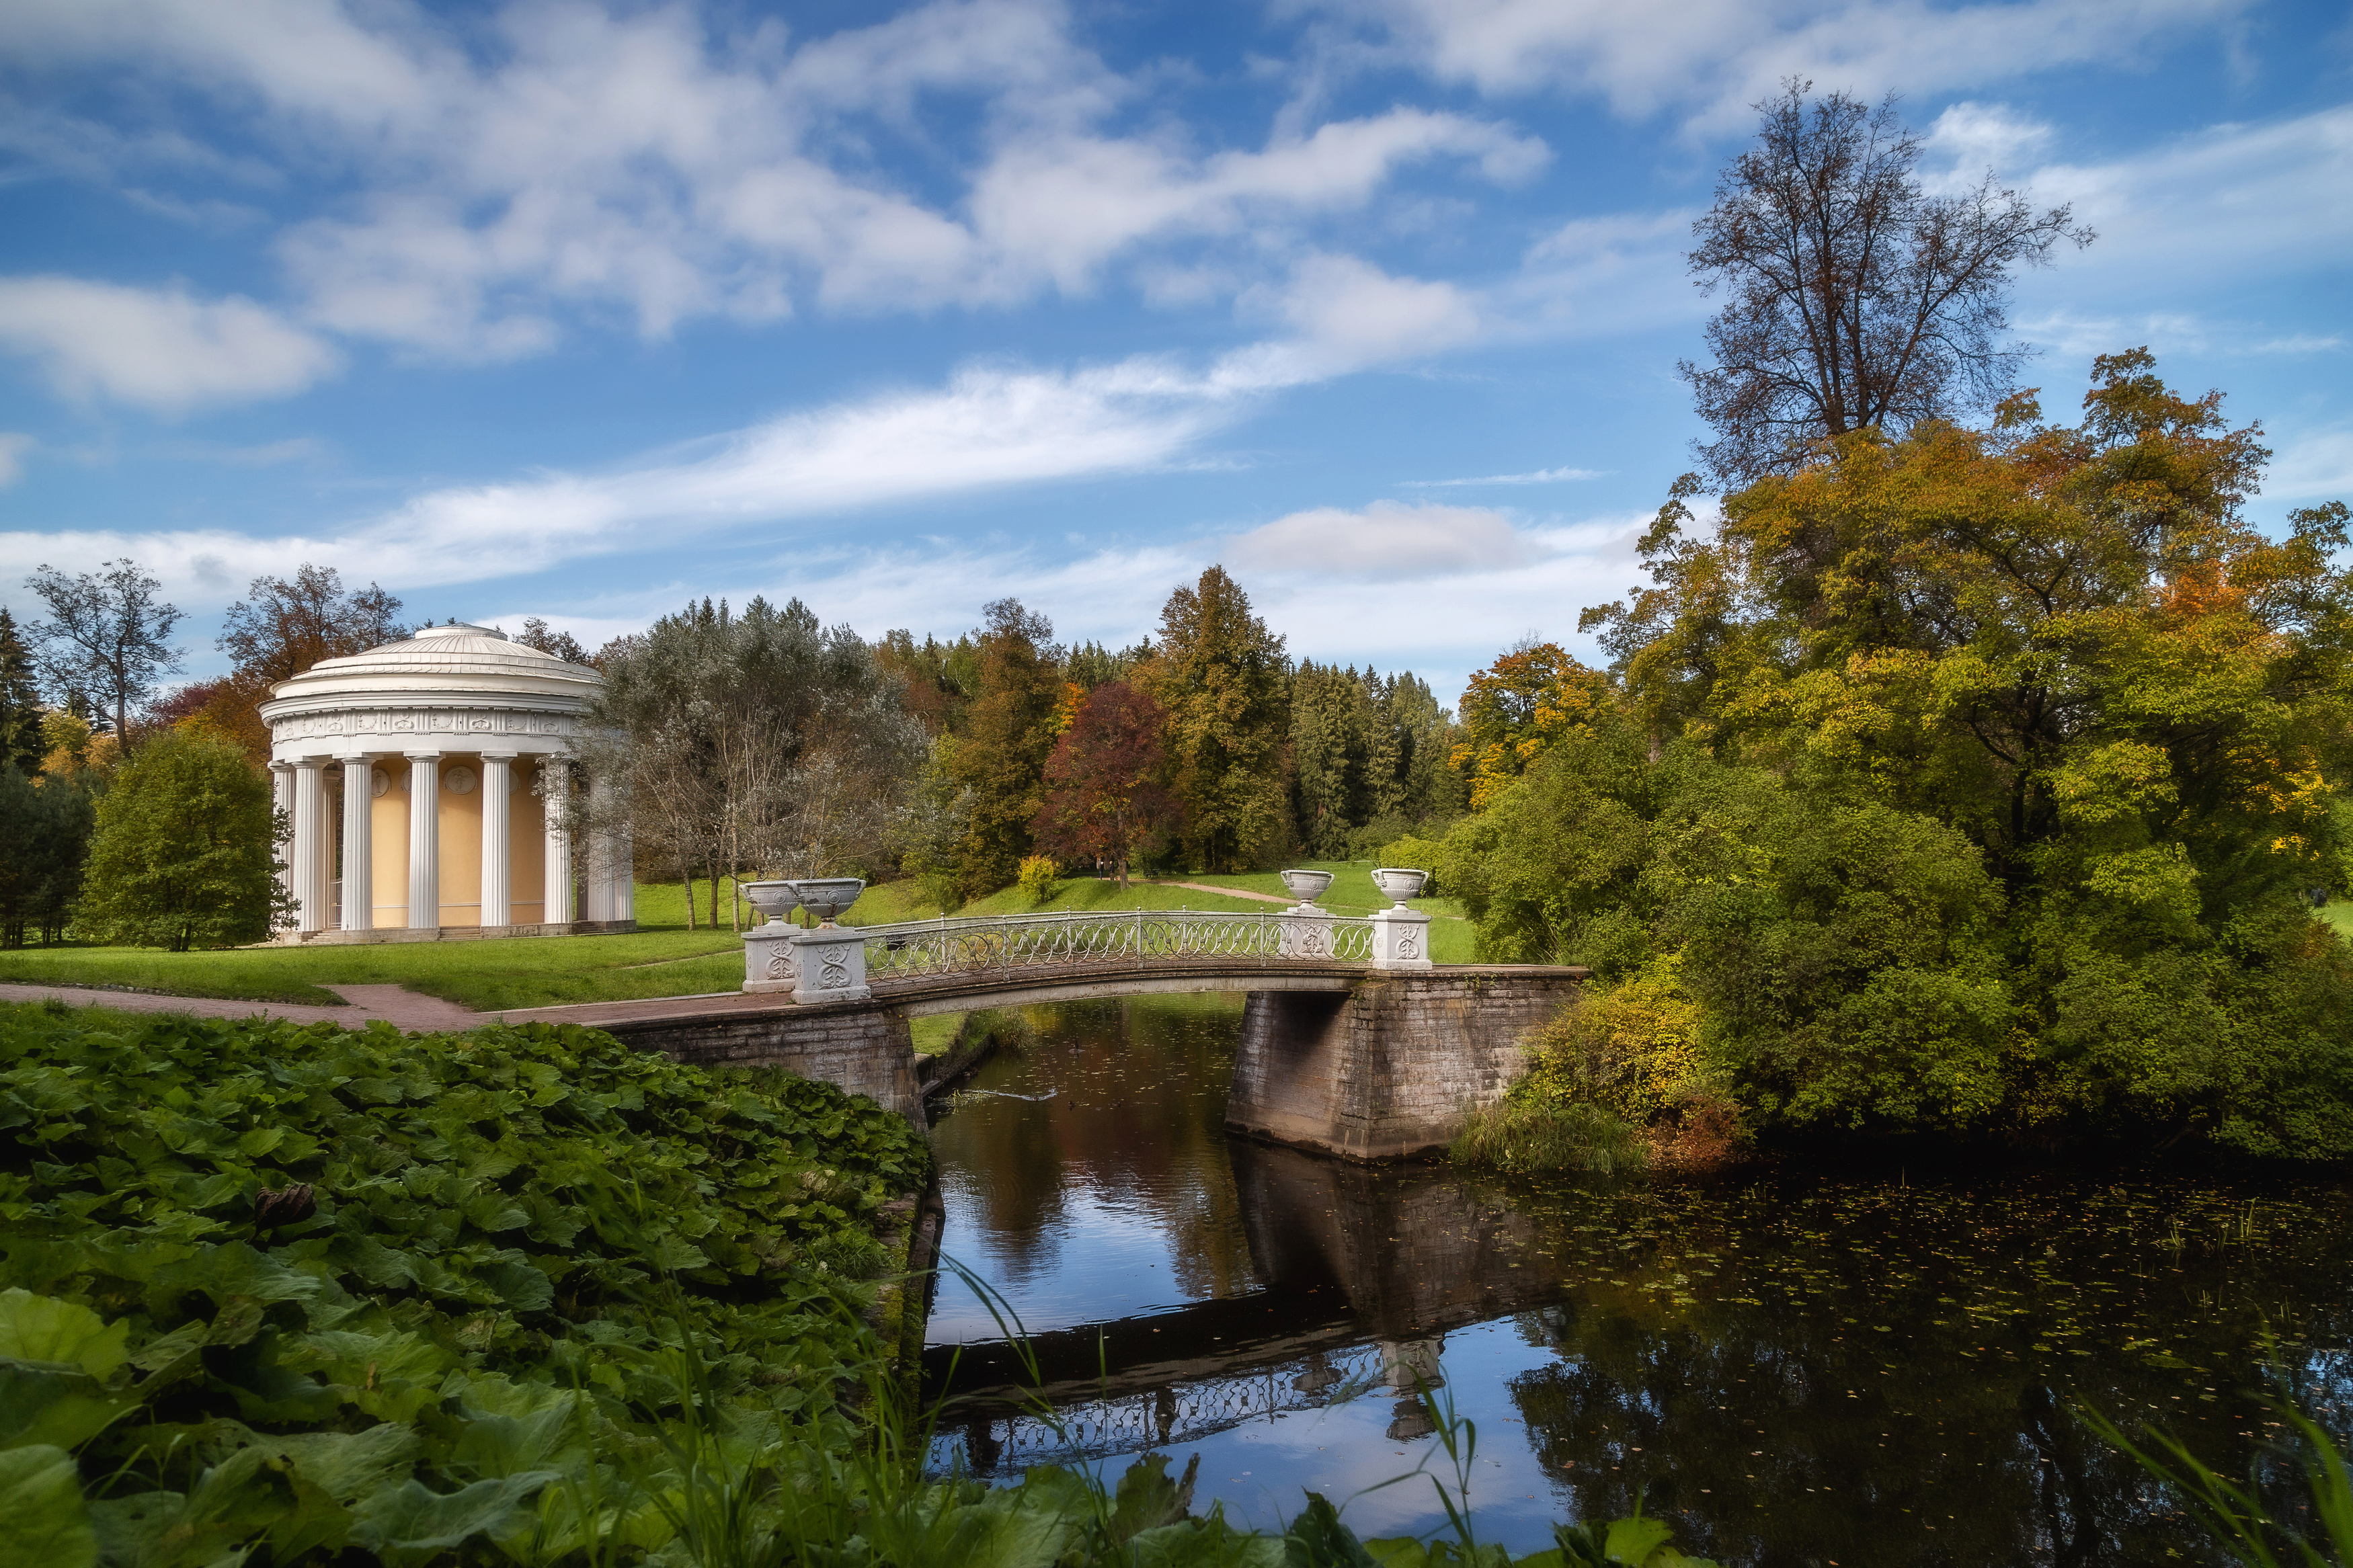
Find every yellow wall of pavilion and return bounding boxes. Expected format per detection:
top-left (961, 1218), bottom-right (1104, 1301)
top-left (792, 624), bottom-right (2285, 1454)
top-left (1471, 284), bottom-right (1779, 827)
top-left (510, 767), bottom-right (547, 924)
top-left (437, 762), bottom-right (485, 926)
top-left (370, 767), bottom-right (409, 926)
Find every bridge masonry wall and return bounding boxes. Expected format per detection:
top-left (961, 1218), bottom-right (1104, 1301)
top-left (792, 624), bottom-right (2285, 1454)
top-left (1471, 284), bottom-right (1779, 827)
top-left (593, 1004), bottom-right (924, 1122)
top-left (1226, 967), bottom-right (1583, 1161)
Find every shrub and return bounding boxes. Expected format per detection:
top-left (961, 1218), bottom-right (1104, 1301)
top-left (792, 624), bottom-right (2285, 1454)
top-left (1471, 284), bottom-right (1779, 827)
top-left (1017, 853), bottom-right (1062, 905)
top-left (75, 728), bottom-right (284, 949)
top-left (1519, 957), bottom-right (1709, 1122)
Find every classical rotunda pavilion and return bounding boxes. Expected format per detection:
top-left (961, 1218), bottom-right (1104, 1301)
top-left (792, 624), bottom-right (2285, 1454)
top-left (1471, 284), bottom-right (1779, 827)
top-left (257, 624), bottom-right (634, 942)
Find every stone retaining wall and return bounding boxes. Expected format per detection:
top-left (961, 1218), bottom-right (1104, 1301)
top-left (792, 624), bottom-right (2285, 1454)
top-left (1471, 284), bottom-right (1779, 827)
top-left (594, 1002), bottom-right (924, 1122)
top-left (1226, 966), bottom-right (1584, 1160)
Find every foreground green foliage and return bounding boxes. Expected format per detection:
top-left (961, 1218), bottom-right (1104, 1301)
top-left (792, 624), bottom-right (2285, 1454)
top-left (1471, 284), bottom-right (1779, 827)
top-left (2089, 1405), bottom-right (2353, 1568)
top-left (0, 1003), bottom-right (928, 1563)
top-left (1443, 355), bottom-right (2353, 1158)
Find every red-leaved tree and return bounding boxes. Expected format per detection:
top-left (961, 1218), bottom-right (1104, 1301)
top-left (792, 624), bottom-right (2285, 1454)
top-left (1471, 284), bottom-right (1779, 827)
top-left (1029, 682), bottom-right (1182, 888)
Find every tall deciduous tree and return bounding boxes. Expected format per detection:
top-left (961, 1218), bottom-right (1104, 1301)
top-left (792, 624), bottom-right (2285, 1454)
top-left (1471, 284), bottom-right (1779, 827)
top-left (206, 565), bottom-right (406, 759)
top-left (582, 597), bottom-right (921, 928)
top-left (1138, 567), bottom-right (1290, 872)
top-left (1681, 81), bottom-right (2089, 487)
top-left (1031, 682), bottom-right (1183, 887)
top-left (23, 558), bottom-right (184, 741)
top-left (76, 729), bottom-right (287, 950)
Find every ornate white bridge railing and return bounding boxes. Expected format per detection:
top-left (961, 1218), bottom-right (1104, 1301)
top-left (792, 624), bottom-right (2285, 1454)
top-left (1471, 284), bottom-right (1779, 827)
top-left (861, 907), bottom-right (1377, 984)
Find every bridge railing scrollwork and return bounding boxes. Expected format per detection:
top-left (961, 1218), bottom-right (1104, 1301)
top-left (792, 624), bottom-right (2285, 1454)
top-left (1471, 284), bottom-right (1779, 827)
top-left (859, 908), bottom-right (1375, 984)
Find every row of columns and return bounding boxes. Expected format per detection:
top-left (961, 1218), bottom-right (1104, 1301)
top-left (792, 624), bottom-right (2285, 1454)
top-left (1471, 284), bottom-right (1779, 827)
top-left (271, 752), bottom-right (623, 936)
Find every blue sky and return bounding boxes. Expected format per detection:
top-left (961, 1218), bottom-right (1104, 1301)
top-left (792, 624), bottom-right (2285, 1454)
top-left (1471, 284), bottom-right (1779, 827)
top-left (1, 0), bottom-right (2348, 703)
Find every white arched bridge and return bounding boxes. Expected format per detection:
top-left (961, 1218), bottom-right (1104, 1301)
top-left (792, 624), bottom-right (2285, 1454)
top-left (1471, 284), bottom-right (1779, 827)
top-left (588, 903), bottom-right (1584, 1162)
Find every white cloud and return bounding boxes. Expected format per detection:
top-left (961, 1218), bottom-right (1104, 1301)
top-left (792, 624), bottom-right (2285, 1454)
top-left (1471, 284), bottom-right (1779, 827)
top-left (6, 0), bottom-right (1548, 358)
top-left (0, 345), bottom-right (1301, 603)
top-left (2268, 425), bottom-right (2353, 501)
top-left (1921, 101), bottom-right (2057, 189)
top-left (1402, 466), bottom-right (1602, 487)
top-left (1240, 253), bottom-right (1484, 374)
top-left (0, 434), bottom-right (32, 488)
top-left (1510, 208), bottom-right (1701, 338)
top-left (0, 276), bottom-right (340, 410)
top-left (1225, 499), bottom-right (1535, 579)
top-left (1298, 0), bottom-right (2247, 128)
top-left (2019, 103), bottom-right (2353, 287)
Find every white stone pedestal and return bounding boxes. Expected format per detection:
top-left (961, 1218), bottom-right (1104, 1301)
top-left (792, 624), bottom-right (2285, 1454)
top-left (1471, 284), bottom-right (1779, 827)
top-left (1279, 903), bottom-right (1338, 959)
top-left (792, 925), bottom-right (871, 1003)
top-left (1368, 907), bottom-right (1433, 969)
top-left (743, 923), bottom-right (800, 993)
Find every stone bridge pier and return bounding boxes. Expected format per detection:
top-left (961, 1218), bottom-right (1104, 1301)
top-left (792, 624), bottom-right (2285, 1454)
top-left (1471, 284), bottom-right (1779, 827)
top-left (1226, 967), bottom-right (1585, 1159)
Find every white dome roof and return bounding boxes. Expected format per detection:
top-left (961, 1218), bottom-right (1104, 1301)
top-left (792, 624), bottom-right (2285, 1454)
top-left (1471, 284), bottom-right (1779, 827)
top-left (261, 624), bottom-right (603, 708)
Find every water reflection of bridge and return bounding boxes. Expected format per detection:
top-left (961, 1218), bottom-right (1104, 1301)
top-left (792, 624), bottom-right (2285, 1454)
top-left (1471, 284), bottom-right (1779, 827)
top-left (926, 1139), bottom-right (1568, 1475)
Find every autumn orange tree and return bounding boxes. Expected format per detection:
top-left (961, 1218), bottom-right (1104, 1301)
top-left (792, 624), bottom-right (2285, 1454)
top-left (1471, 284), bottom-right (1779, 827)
top-left (1447, 352), bottom-right (2353, 1155)
top-left (1030, 682), bottom-right (1183, 887)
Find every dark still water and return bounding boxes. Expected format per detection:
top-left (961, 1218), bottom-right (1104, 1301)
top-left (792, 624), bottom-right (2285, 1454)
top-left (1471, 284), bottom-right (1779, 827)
top-left (920, 995), bottom-right (2353, 1564)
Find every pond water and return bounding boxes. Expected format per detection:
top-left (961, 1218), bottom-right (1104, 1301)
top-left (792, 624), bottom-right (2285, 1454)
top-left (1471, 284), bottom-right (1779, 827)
top-left (920, 994), bottom-right (2353, 1565)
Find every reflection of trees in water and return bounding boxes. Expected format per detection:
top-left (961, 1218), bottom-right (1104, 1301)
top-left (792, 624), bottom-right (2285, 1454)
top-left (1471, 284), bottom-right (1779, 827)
top-left (1497, 1176), bottom-right (2353, 1567)
top-left (932, 997), bottom-right (1260, 1301)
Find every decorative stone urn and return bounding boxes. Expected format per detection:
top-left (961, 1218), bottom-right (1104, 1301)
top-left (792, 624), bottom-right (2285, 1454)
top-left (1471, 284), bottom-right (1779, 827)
top-left (1367, 867), bottom-right (1433, 971)
top-left (740, 880), bottom-right (800, 925)
top-left (1277, 867), bottom-right (1337, 959)
top-left (791, 878), bottom-right (865, 926)
top-left (1279, 868), bottom-right (1335, 907)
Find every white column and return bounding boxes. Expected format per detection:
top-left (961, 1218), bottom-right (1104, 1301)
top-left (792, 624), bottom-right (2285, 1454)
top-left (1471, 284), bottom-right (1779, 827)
top-left (479, 753), bottom-right (514, 927)
top-left (406, 751), bottom-right (440, 931)
top-left (270, 762), bottom-right (295, 920)
top-left (292, 758), bottom-right (329, 933)
top-left (338, 755), bottom-right (374, 932)
top-left (541, 759), bottom-right (575, 925)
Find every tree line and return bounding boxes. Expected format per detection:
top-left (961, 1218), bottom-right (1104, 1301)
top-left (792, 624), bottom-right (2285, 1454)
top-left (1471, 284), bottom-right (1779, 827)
top-left (1, 550), bottom-right (1472, 945)
top-left (587, 567), bottom-right (1467, 927)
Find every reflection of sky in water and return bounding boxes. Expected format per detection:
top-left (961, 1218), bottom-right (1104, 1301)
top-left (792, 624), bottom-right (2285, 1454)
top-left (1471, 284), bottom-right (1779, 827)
top-left (1030, 1321), bottom-right (1581, 1557)
top-left (930, 1178), bottom-right (1232, 1342)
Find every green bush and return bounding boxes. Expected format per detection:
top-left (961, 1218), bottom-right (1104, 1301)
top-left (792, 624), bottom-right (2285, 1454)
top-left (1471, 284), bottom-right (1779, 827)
top-left (75, 729), bottom-right (284, 950)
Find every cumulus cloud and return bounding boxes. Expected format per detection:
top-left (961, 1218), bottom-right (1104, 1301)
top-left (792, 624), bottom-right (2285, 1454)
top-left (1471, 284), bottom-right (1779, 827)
top-left (1225, 499), bottom-right (1536, 579)
top-left (0, 276), bottom-right (340, 410)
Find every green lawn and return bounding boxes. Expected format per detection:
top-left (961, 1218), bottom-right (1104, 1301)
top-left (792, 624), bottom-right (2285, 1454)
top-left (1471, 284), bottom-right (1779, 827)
top-left (2325, 901), bottom-right (2352, 941)
top-left (0, 862), bottom-right (1492, 1011)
